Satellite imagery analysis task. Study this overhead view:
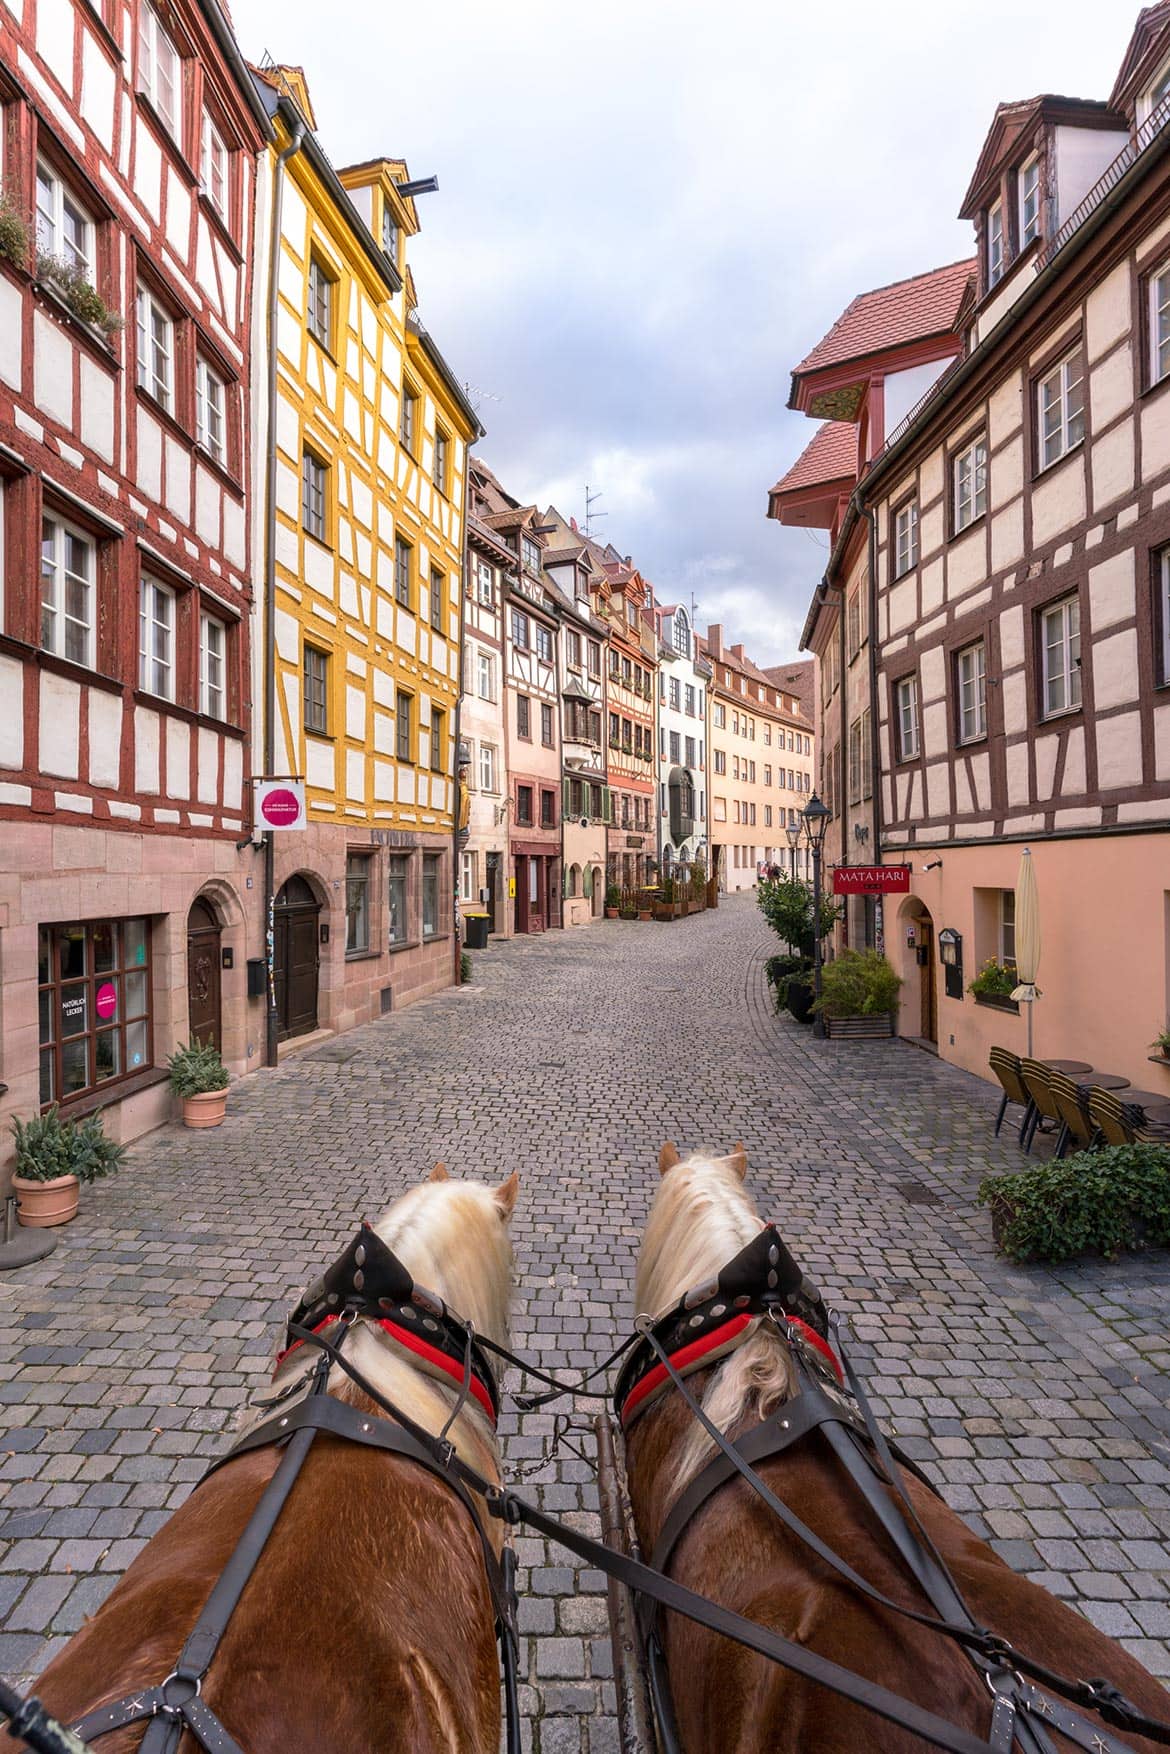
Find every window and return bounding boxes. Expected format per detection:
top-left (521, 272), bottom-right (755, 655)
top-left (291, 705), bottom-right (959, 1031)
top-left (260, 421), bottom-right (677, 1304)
top-left (957, 640), bottom-right (987, 743)
top-left (476, 651), bottom-right (495, 701)
top-left (382, 205), bottom-right (400, 264)
top-left (430, 569), bottom-right (444, 633)
top-left (394, 536), bottom-right (412, 608)
top-left (388, 855), bottom-right (409, 946)
top-left (1150, 264), bottom-right (1170, 389)
top-left (479, 742), bottom-right (497, 792)
top-left (1160, 548), bottom-right (1170, 686)
top-left (685, 735), bottom-right (696, 767)
top-left (38, 918), bottom-right (152, 1108)
top-left (516, 785), bottom-right (533, 826)
top-left (433, 428), bottom-right (449, 493)
top-left (138, 2), bottom-right (180, 138)
top-left (516, 694), bottom-right (531, 739)
top-left (894, 499), bottom-right (919, 577)
top-left (422, 855), bottom-right (440, 938)
top-left (308, 256), bottom-right (333, 350)
top-left (609, 649), bottom-right (620, 678)
top-left (196, 357), bottom-right (226, 463)
top-left (1038, 349), bottom-right (1084, 469)
top-left (521, 535), bottom-right (541, 576)
top-left (139, 577), bottom-right (175, 700)
top-left (302, 451), bottom-right (327, 542)
top-left (40, 515), bottom-right (95, 667)
top-left (460, 850), bottom-right (475, 904)
top-left (540, 702), bottom-right (554, 747)
top-left (396, 690), bottom-right (413, 761)
top-left (346, 853), bottom-right (371, 954)
top-left (136, 289), bottom-right (173, 409)
top-left (1140, 58), bottom-right (1170, 123)
top-left (669, 677), bottom-right (681, 710)
top-left (684, 684), bottom-right (695, 716)
top-left (535, 624), bottom-right (553, 663)
top-left (669, 730), bottom-right (681, 763)
top-left (764, 806), bottom-right (772, 828)
top-left (589, 709), bottom-right (602, 743)
top-left (764, 764), bottom-right (772, 786)
top-left (1041, 595), bottom-right (1081, 717)
top-left (511, 609), bottom-right (530, 650)
top-left (714, 750), bottom-right (726, 774)
top-left (565, 628), bottom-right (582, 668)
top-left (199, 611), bottom-right (225, 718)
top-left (895, 675), bottom-right (919, 760)
top-left (621, 656), bottom-right (632, 685)
top-left (673, 608), bottom-right (690, 655)
top-left (588, 639), bottom-right (601, 677)
top-left (303, 645), bottom-right (329, 734)
top-left (200, 113), bottom-right (228, 220)
top-left (1000, 890), bottom-right (1016, 967)
top-left (400, 386), bottom-right (418, 454)
top-left (1019, 155), bottom-right (1040, 247)
top-left (714, 703), bottom-right (726, 728)
top-left (476, 559), bottom-right (494, 606)
top-left (540, 789), bottom-right (555, 827)
top-left (987, 202), bottom-right (1004, 288)
top-left (609, 711), bottom-right (620, 747)
top-left (35, 161), bottom-right (92, 276)
top-left (430, 708), bottom-right (444, 772)
top-left (953, 436), bottom-right (987, 532)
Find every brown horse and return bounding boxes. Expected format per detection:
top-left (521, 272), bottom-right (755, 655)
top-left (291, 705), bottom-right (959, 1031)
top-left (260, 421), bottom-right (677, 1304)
top-left (623, 1143), bottom-right (1170, 1754)
top-left (21, 1163), bottom-right (519, 1754)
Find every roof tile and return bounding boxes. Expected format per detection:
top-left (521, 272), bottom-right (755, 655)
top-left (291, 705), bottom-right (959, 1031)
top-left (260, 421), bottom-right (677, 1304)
top-left (792, 258), bottom-right (976, 378)
top-left (770, 421), bottom-right (858, 499)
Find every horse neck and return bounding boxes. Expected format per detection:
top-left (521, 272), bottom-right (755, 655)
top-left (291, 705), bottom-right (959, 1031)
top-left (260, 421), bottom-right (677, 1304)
top-left (332, 1324), bottom-right (503, 1485)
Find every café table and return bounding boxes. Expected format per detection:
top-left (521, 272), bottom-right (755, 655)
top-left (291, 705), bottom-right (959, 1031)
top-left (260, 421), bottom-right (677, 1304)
top-left (1117, 1088), bottom-right (1170, 1112)
top-left (1042, 1059), bottom-right (1093, 1076)
top-left (1079, 1072), bottom-right (1130, 1090)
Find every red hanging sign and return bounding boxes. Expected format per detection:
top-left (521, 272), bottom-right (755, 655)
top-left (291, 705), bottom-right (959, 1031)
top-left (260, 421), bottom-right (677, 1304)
top-left (832, 865), bottom-right (912, 895)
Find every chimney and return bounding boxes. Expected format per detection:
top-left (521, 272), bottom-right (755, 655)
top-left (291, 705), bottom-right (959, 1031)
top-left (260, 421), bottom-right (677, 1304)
top-left (706, 623), bottom-right (723, 659)
top-left (570, 516), bottom-right (578, 532)
top-left (731, 643), bottom-right (745, 662)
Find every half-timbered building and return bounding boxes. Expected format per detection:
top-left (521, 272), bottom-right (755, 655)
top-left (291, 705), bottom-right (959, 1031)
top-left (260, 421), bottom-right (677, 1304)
top-left (0, 0), bottom-right (269, 1159)
top-left (542, 529), bottom-right (609, 927)
top-left (459, 474), bottom-right (514, 937)
top-left (600, 559), bottom-right (656, 891)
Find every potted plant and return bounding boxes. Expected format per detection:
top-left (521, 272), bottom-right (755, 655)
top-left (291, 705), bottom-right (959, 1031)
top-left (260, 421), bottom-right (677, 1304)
top-left (0, 187), bottom-right (31, 270)
top-left (1149, 1028), bottom-right (1170, 1062)
top-left (967, 959), bottom-right (1019, 1012)
top-left (813, 949), bottom-right (901, 1038)
top-left (10, 1105), bottom-right (127, 1227)
top-left (605, 883), bottom-right (621, 919)
top-left (168, 1039), bottom-right (231, 1128)
top-left (35, 252), bottom-right (123, 338)
top-left (638, 885), bottom-right (656, 921)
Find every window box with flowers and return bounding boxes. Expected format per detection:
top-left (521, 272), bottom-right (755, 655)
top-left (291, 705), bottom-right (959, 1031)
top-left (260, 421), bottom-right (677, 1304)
top-left (36, 253), bottom-right (122, 340)
top-left (968, 959), bottom-right (1019, 1012)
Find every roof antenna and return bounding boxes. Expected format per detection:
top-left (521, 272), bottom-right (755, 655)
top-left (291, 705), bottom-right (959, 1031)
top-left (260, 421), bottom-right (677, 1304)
top-left (584, 483), bottom-right (607, 539)
top-left (463, 383), bottom-right (501, 413)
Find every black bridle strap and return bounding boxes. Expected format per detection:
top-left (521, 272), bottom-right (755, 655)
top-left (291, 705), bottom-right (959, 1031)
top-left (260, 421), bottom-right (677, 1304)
top-left (475, 1328), bottom-right (640, 1409)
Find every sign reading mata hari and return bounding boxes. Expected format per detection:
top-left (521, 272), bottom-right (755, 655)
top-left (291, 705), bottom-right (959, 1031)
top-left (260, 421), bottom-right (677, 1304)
top-left (832, 865), bottom-right (912, 895)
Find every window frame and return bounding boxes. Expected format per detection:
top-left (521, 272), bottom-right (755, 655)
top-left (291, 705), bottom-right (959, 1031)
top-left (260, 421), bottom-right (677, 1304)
top-left (345, 852), bottom-right (372, 956)
top-left (1036, 346), bottom-right (1085, 473)
top-left (952, 433), bottom-right (988, 534)
top-left (478, 741), bottom-right (497, 793)
top-left (1158, 546), bottom-right (1170, 688)
top-left (1039, 594), bottom-right (1082, 720)
top-left (894, 674), bottom-right (920, 762)
top-left (893, 497), bottom-right (919, 578)
top-left (388, 853), bottom-right (411, 948)
top-left (302, 449), bottom-right (328, 544)
top-left (138, 575), bottom-right (176, 701)
top-left (1148, 261), bottom-right (1170, 390)
top-left (200, 110), bottom-right (229, 223)
top-left (394, 535), bottom-right (412, 609)
top-left (1018, 154), bottom-right (1040, 248)
top-left (433, 426), bottom-right (449, 494)
top-left (540, 701), bottom-right (554, 748)
top-left (534, 623), bottom-right (553, 663)
top-left (40, 512), bottom-right (96, 670)
top-left (137, 1), bottom-right (181, 141)
top-left (395, 690), bottom-right (414, 763)
top-left (400, 382), bottom-right (419, 455)
top-left (307, 254), bottom-right (334, 352)
top-left (38, 917), bottom-right (154, 1111)
top-left (136, 286), bottom-right (175, 412)
top-left (195, 355), bottom-right (227, 464)
top-left (516, 694), bottom-right (531, 740)
top-left (987, 200), bottom-right (1004, 288)
top-left (476, 650), bottom-right (495, 702)
top-left (430, 708), bottom-right (444, 773)
top-left (511, 608), bottom-right (530, 651)
top-left (430, 568), bottom-right (445, 634)
top-left (956, 638), bottom-right (987, 745)
top-left (199, 609), bottom-right (227, 720)
top-left (35, 158), bottom-right (94, 278)
top-left (303, 643), bottom-right (330, 736)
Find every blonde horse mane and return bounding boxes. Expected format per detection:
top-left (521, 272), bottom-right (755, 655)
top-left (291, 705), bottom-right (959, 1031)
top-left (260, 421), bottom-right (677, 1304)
top-left (637, 1144), bottom-right (796, 1490)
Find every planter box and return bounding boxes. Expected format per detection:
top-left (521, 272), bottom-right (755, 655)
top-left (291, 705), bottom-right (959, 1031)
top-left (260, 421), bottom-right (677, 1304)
top-left (974, 992), bottom-right (1020, 1014)
top-left (785, 979), bottom-right (815, 1025)
top-left (823, 1014), bottom-right (895, 1040)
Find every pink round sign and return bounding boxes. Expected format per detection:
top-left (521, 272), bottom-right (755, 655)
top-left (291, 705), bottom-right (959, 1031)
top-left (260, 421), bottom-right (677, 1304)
top-left (95, 981), bottom-right (117, 1021)
top-left (260, 787), bottom-right (301, 828)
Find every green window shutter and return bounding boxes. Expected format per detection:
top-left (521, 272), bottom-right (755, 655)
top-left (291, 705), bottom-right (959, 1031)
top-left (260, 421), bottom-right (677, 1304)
top-left (583, 865), bottom-right (593, 898)
top-left (602, 787), bottom-right (613, 824)
top-left (563, 777), bottom-right (572, 816)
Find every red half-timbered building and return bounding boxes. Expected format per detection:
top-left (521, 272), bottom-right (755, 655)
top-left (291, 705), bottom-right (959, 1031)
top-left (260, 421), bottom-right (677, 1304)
top-left (602, 559), bottom-right (657, 890)
top-left (0, 0), bottom-right (270, 1161)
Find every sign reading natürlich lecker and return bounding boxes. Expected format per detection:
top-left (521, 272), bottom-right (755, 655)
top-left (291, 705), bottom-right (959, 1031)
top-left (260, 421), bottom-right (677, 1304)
top-left (255, 779), bottom-right (307, 832)
top-left (832, 865), bottom-right (912, 896)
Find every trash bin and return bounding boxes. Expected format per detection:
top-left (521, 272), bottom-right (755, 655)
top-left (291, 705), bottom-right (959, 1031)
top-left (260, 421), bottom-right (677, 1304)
top-left (464, 912), bottom-right (489, 950)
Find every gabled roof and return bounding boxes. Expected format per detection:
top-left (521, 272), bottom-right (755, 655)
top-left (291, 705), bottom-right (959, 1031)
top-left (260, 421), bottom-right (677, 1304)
top-left (790, 259), bottom-right (976, 382)
top-left (1110, 3), bottom-right (1170, 111)
top-left (769, 422), bottom-right (857, 500)
top-left (958, 96), bottom-right (1121, 218)
top-left (764, 661), bottom-right (815, 714)
top-left (542, 544), bottom-right (592, 568)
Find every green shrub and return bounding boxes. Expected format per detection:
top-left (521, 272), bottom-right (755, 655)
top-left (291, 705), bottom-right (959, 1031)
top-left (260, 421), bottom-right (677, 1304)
top-left (979, 1144), bottom-right (1170, 1263)
top-left (0, 191), bottom-right (30, 269)
top-left (968, 958), bottom-right (1017, 999)
top-left (168, 1039), bottom-right (229, 1098)
top-left (813, 948), bottom-right (900, 1018)
top-left (605, 884), bottom-right (621, 910)
top-left (460, 951), bottom-right (473, 983)
top-left (757, 876), bottom-right (840, 955)
top-left (11, 1105), bottom-right (127, 1183)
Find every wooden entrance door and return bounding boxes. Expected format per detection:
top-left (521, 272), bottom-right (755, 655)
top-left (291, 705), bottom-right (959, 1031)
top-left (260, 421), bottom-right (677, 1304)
top-left (187, 899), bottom-right (222, 1050)
top-left (528, 855), bottom-right (545, 933)
top-left (274, 876), bottom-right (320, 1041)
top-left (487, 853), bottom-right (500, 935)
top-left (918, 917), bottom-right (937, 1044)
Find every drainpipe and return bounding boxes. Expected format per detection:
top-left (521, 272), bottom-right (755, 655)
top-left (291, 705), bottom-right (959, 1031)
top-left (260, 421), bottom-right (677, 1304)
top-left (453, 508), bottom-right (470, 985)
top-left (838, 581), bottom-right (847, 945)
top-left (865, 505), bottom-right (884, 952)
top-left (262, 113), bottom-right (305, 1069)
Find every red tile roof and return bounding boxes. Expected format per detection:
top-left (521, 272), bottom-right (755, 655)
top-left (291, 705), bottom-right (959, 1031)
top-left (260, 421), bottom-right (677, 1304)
top-left (769, 421), bottom-right (858, 499)
top-left (792, 259), bottom-right (976, 378)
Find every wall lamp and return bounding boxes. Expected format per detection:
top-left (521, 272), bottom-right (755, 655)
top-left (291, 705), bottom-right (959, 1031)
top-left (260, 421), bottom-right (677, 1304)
top-left (923, 859), bottom-right (943, 872)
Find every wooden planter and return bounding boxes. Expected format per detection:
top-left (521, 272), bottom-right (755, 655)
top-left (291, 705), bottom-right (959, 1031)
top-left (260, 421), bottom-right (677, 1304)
top-left (974, 992), bottom-right (1020, 1014)
top-left (823, 1014), bottom-right (895, 1040)
top-left (13, 1172), bottom-right (79, 1227)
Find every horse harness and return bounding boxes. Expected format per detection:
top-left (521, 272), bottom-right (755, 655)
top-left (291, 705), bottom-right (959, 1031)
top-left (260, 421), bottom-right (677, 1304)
top-left (613, 1224), bottom-right (1167, 1754)
top-left (69, 1222), bottom-right (521, 1754)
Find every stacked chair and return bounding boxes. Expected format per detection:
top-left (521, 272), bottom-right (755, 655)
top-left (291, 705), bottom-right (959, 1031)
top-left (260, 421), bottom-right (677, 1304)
top-left (1046, 1070), bottom-right (1095, 1157)
top-left (1019, 1057), bottom-right (1066, 1155)
top-left (988, 1047), bottom-right (1034, 1144)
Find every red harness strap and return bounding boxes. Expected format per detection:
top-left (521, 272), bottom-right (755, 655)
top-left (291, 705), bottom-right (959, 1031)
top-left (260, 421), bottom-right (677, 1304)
top-left (274, 1314), bottom-right (497, 1427)
top-left (619, 1311), bottom-right (845, 1430)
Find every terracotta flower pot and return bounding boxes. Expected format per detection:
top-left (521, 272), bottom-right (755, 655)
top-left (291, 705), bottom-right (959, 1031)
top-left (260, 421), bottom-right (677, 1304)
top-left (13, 1172), bottom-right (79, 1227)
top-left (605, 908), bottom-right (619, 919)
top-left (182, 1089), bottom-right (228, 1129)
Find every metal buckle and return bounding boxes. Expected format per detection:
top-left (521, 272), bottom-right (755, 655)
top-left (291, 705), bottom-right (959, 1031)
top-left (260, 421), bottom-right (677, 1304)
top-left (158, 1672), bottom-right (201, 1718)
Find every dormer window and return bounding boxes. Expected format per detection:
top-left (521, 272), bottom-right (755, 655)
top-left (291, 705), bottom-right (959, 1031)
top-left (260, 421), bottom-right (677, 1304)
top-left (987, 202), bottom-right (1005, 288)
top-left (1018, 155), bottom-right (1040, 247)
top-left (521, 535), bottom-right (541, 576)
top-left (1140, 56), bottom-right (1170, 126)
top-left (673, 606), bottom-right (690, 656)
top-left (382, 205), bottom-right (400, 266)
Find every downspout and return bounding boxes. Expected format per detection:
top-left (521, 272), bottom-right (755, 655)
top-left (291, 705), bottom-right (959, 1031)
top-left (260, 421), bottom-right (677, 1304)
top-left (453, 505), bottom-right (470, 984)
top-left (263, 113), bottom-right (305, 1070)
top-left (838, 580), bottom-right (847, 946)
top-left (866, 504), bottom-right (884, 953)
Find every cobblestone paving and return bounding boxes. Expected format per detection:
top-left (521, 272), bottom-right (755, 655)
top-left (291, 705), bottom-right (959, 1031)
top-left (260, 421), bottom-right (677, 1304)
top-left (2, 895), bottom-right (1169, 1749)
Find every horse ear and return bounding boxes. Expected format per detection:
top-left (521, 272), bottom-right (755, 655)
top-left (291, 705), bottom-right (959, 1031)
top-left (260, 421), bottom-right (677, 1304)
top-left (428, 1162), bottom-right (449, 1182)
top-left (493, 1171), bottom-right (519, 1218)
top-left (728, 1142), bottom-right (748, 1180)
top-left (658, 1141), bottom-right (681, 1175)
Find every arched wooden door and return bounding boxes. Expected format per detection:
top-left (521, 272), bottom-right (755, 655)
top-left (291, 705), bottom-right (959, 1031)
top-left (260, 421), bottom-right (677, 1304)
top-left (274, 876), bottom-right (320, 1041)
top-left (186, 898), bottom-right (222, 1051)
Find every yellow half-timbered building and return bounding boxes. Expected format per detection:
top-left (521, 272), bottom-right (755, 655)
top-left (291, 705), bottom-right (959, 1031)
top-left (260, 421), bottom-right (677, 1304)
top-left (253, 69), bottom-right (479, 1041)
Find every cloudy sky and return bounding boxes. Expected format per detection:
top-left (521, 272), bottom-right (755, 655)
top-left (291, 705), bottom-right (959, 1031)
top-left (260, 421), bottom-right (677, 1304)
top-left (231, 0), bottom-right (1133, 664)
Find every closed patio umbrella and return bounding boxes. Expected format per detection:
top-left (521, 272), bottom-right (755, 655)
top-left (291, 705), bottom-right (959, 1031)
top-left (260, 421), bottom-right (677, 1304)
top-left (1010, 846), bottom-right (1041, 1056)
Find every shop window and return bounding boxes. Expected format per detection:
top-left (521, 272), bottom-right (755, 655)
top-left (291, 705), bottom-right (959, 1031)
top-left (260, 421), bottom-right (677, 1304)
top-left (422, 854), bottom-right (440, 937)
top-left (345, 853), bottom-right (371, 955)
top-left (388, 854), bottom-right (410, 946)
top-left (38, 918), bottom-right (152, 1108)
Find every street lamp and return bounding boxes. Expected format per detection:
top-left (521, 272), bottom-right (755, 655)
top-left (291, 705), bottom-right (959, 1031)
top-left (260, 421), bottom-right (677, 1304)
top-left (801, 793), bottom-right (831, 1040)
top-left (785, 820), bottom-right (801, 880)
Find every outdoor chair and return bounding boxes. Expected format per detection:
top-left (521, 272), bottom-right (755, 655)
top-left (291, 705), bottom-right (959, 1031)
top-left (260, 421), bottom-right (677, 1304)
top-left (1047, 1070), bottom-right (1095, 1157)
top-left (1086, 1088), bottom-right (1138, 1147)
top-left (988, 1047), bottom-right (1034, 1144)
top-left (1020, 1057), bottom-right (1065, 1154)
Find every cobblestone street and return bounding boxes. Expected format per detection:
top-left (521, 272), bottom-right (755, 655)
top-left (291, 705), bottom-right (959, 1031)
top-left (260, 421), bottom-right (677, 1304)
top-left (2, 895), bottom-right (1170, 1750)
